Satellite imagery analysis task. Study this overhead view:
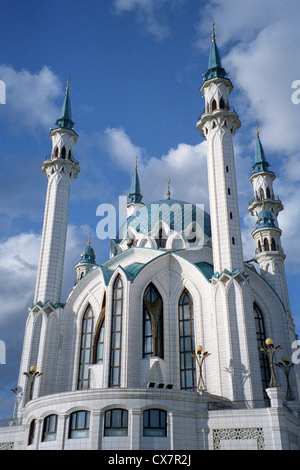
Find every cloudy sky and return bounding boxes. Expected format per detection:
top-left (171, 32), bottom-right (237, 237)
top-left (1, 0), bottom-right (300, 418)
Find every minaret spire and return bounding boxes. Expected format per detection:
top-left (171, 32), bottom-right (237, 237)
top-left (34, 82), bottom-right (80, 305)
top-left (125, 156), bottom-right (144, 217)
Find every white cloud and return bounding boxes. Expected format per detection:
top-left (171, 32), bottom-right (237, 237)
top-left (112, 0), bottom-right (185, 41)
top-left (0, 65), bottom-right (61, 133)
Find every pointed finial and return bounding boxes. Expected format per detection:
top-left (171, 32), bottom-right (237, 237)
top-left (135, 154), bottom-right (138, 171)
top-left (256, 121), bottom-right (259, 138)
top-left (167, 177), bottom-right (171, 200)
top-left (66, 75), bottom-right (71, 94)
top-left (87, 232), bottom-right (91, 246)
top-left (212, 21), bottom-right (216, 42)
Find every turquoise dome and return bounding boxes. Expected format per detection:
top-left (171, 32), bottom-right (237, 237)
top-left (80, 242), bottom-right (96, 264)
top-left (117, 198), bottom-right (211, 240)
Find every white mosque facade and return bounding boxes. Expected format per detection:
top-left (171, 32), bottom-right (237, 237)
top-left (1, 30), bottom-right (300, 451)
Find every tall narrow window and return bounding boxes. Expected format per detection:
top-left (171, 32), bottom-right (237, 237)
top-left (78, 305), bottom-right (94, 390)
top-left (263, 238), bottom-right (269, 252)
top-left (61, 146), bottom-right (66, 159)
top-left (109, 276), bottom-right (123, 387)
top-left (211, 99), bottom-right (217, 112)
top-left (143, 283), bottom-right (163, 358)
top-left (156, 228), bottom-right (166, 248)
top-left (254, 303), bottom-right (270, 396)
top-left (178, 289), bottom-right (196, 390)
top-left (271, 238), bottom-right (276, 251)
top-left (93, 294), bottom-right (106, 364)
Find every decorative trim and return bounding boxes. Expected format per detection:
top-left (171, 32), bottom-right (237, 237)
top-left (213, 427), bottom-right (264, 450)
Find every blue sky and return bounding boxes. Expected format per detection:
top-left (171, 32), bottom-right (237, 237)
top-left (1, 0), bottom-right (300, 418)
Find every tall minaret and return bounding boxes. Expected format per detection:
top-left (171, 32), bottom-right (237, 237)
top-left (248, 129), bottom-right (291, 314)
top-left (196, 25), bottom-right (244, 274)
top-left (34, 79), bottom-right (80, 305)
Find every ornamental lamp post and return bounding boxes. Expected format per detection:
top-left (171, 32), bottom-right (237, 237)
top-left (191, 345), bottom-right (211, 392)
top-left (23, 365), bottom-right (43, 403)
top-left (276, 355), bottom-right (295, 401)
top-left (259, 338), bottom-right (281, 388)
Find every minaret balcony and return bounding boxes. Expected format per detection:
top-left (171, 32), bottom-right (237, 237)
top-left (248, 195), bottom-right (283, 213)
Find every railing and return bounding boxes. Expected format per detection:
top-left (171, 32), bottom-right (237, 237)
top-left (248, 195), bottom-right (281, 206)
top-left (0, 417), bottom-right (22, 428)
top-left (208, 398), bottom-right (270, 411)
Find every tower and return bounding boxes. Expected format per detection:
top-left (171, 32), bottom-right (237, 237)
top-left (196, 25), bottom-right (244, 274)
top-left (125, 156), bottom-right (144, 217)
top-left (75, 235), bottom-right (97, 282)
top-left (34, 80), bottom-right (80, 305)
top-left (248, 129), bottom-right (292, 322)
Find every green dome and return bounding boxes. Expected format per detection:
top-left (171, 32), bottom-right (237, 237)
top-left (256, 209), bottom-right (276, 229)
top-left (79, 241), bottom-right (96, 264)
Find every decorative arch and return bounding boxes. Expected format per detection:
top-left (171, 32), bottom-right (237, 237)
top-left (143, 282), bottom-right (163, 359)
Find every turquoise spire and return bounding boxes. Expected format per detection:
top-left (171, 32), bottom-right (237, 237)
top-left (80, 235), bottom-right (96, 265)
top-left (204, 23), bottom-right (227, 81)
top-left (252, 125), bottom-right (270, 173)
top-left (128, 156), bottom-right (143, 204)
top-left (55, 77), bottom-right (75, 130)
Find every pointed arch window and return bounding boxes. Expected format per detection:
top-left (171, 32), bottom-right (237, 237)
top-left (61, 146), bottom-right (66, 159)
top-left (143, 283), bottom-right (163, 358)
top-left (211, 99), bottom-right (217, 112)
top-left (263, 238), bottom-right (269, 251)
top-left (77, 305), bottom-right (94, 390)
top-left (220, 97), bottom-right (225, 109)
top-left (254, 303), bottom-right (270, 396)
top-left (156, 228), bottom-right (166, 249)
top-left (178, 289), bottom-right (196, 390)
top-left (271, 238), bottom-right (276, 251)
top-left (93, 294), bottom-right (106, 364)
top-left (109, 276), bottom-right (123, 387)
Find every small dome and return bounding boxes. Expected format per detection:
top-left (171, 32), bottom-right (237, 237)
top-left (79, 241), bottom-right (96, 264)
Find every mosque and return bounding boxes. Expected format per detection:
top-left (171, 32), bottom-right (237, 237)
top-left (1, 27), bottom-right (300, 450)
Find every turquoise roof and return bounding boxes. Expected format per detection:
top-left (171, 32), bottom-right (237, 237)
top-left (128, 167), bottom-right (143, 204)
top-left (117, 198), bottom-right (211, 240)
top-left (255, 209), bottom-right (276, 229)
top-left (79, 242), bottom-right (96, 264)
top-left (194, 262), bottom-right (214, 281)
top-left (252, 133), bottom-right (270, 173)
top-left (204, 35), bottom-right (227, 81)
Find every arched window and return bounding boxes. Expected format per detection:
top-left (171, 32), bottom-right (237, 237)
top-left (271, 238), bottom-right (276, 251)
top-left (260, 188), bottom-right (264, 200)
top-left (77, 305), bottom-right (94, 390)
top-left (178, 289), bottom-right (196, 390)
top-left (54, 147), bottom-right (59, 158)
top-left (143, 409), bottom-right (167, 437)
top-left (211, 99), bottom-right (217, 112)
top-left (263, 238), bottom-right (269, 252)
top-left (68, 149), bottom-right (72, 160)
top-left (266, 187), bottom-right (271, 199)
top-left (254, 303), bottom-right (270, 395)
top-left (143, 283), bottom-right (163, 358)
top-left (42, 414), bottom-right (58, 442)
top-left (220, 97), bottom-right (225, 109)
top-left (258, 240), bottom-right (262, 253)
top-left (61, 146), bottom-right (66, 159)
top-left (28, 419), bottom-right (36, 446)
top-left (109, 276), bottom-right (123, 387)
top-left (156, 228), bottom-right (166, 249)
top-left (93, 294), bottom-right (106, 364)
top-left (104, 409), bottom-right (128, 436)
top-left (69, 411), bottom-right (90, 438)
